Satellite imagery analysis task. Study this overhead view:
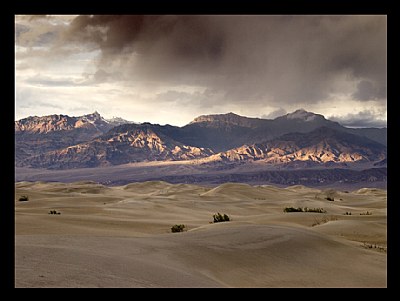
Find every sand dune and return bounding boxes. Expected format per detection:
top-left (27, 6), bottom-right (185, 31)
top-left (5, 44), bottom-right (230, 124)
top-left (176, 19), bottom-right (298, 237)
top-left (15, 181), bottom-right (387, 287)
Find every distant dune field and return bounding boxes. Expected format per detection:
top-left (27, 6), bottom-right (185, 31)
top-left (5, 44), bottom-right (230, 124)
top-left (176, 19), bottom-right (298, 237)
top-left (15, 181), bottom-right (387, 287)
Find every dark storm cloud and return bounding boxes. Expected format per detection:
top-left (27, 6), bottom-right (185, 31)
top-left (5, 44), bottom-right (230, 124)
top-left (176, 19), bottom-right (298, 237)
top-left (352, 80), bottom-right (386, 101)
top-left (66, 15), bottom-right (225, 62)
top-left (62, 15), bottom-right (386, 106)
top-left (329, 110), bottom-right (387, 128)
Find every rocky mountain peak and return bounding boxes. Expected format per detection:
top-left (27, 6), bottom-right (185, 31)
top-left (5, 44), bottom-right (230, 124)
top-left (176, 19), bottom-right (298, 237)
top-left (188, 112), bottom-right (264, 129)
top-left (15, 114), bottom-right (76, 133)
top-left (281, 109), bottom-right (325, 122)
top-left (82, 111), bottom-right (104, 122)
top-left (106, 116), bottom-right (133, 126)
top-left (190, 112), bottom-right (241, 124)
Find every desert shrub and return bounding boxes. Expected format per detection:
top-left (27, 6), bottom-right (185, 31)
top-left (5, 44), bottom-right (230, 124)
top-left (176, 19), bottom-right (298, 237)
top-left (284, 207), bottom-right (326, 213)
top-left (283, 207), bottom-right (304, 213)
top-left (344, 211), bottom-right (352, 215)
top-left (362, 242), bottom-right (387, 253)
top-left (171, 224), bottom-right (186, 233)
top-left (213, 212), bottom-right (230, 223)
top-left (48, 210), bottom-right (61, 215)
top-left (18, 195), bottom-right (29, 202)
top-left (304, 207), bottom-right (327, 213)
top-left (360, 211), bottom-right (372, 215)
top-left (324, 189), bottom-right (336, 201)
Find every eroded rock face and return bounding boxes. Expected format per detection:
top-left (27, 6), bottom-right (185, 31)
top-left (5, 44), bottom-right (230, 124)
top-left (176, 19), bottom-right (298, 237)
top-left (15, 111), bottom-right (112, 134)
top-left (18, 126), bottom-right (214, 169)
top-left (15, 112), bottom-right (133, 162)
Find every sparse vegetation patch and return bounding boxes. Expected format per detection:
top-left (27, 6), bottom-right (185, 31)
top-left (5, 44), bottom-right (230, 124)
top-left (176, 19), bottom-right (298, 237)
top-left (305, 207), bottom-right (327, 213)
top-left (48, 210), bottom-right (61, 215)
top-left (362, 242), bottom-right (386, 253)
top-left (283, 207), bottom-right (303, 213)
top-left (284, 207), bottom-right (326, 213)
top-left (213, 213), bottom-right (230, 223)
top-left (171, 224), bottom-right (186, 233)
top-left (360, 211), bottom-right (372, 215)
top-left (18, 195), bottom-right (29, 202)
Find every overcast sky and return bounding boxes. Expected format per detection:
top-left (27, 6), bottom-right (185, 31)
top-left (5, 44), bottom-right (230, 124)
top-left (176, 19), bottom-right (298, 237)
top-left (15, 15), bottom-right (387, 127)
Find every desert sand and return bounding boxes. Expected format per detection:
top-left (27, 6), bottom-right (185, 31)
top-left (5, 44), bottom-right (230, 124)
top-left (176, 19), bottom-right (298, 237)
top-left (15, 181), bottom-right (387, 287)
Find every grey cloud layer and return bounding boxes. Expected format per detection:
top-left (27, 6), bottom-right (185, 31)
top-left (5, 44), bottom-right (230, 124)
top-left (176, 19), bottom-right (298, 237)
top-left (329, 110), bottom-right (387, 128)
top-left (62, 15), bottom-right (386, 105)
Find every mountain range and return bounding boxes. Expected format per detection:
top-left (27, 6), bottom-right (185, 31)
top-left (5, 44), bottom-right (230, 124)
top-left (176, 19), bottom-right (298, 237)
top-left (15, 109), bottom-right (387, 170)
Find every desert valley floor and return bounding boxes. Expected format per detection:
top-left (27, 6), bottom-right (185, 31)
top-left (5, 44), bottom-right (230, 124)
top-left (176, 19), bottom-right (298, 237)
top-left (15, 181), bottom-right (387, 287)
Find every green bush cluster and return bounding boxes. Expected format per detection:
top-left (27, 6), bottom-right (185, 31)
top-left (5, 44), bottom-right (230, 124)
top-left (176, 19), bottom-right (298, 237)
top-left (171, 213), bottom-right (231, 233)
top-left (283, 207), bottom-right (303, 213)
top-left (213, 212), bottom-right (230, 223)
top-left (171, 224), bottom-right (186, 233)
top-left (284, 207), bottom-right (326, 213)
top-left (305, 207), bottom-right (327, 213)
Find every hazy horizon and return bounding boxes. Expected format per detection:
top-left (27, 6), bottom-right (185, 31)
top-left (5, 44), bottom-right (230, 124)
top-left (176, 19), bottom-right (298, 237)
top-left (15, 15), bottom-right (387, 128)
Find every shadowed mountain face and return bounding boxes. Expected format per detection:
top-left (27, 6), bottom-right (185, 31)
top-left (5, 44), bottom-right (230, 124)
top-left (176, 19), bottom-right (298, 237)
top-left (178, 109), bottom-right (338, 152)
top-left (177, 109), bottom-right (386, 152)
top-left (205, 127), bottom-right (386, 164)
top-left (15, 110), bottom-right (387, 170)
